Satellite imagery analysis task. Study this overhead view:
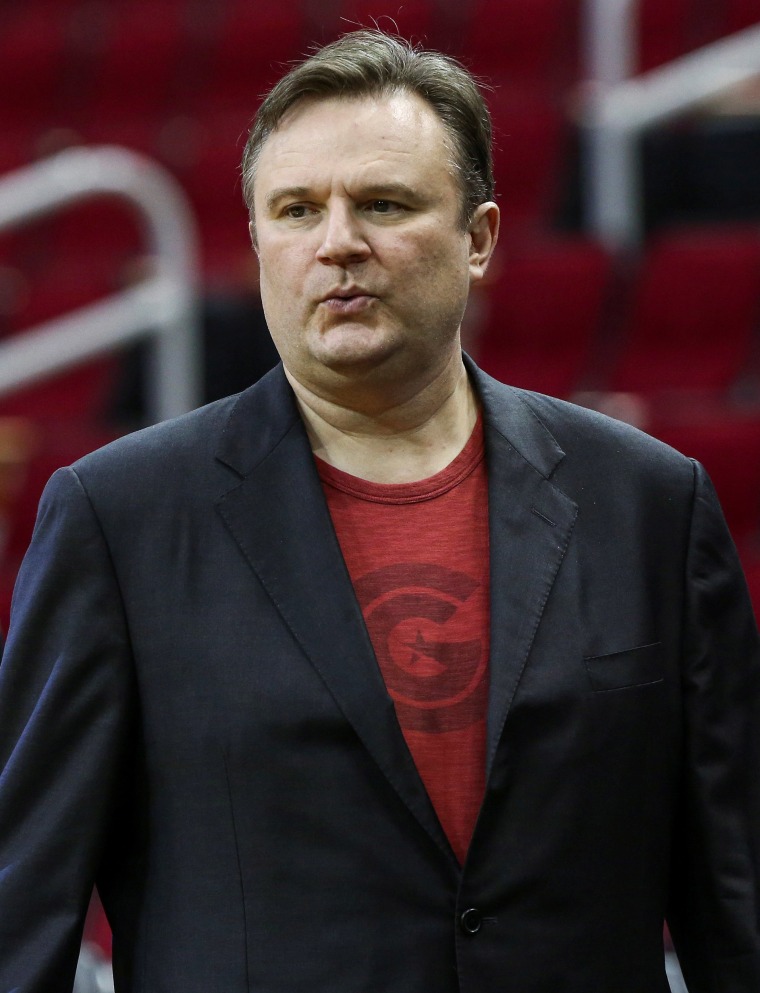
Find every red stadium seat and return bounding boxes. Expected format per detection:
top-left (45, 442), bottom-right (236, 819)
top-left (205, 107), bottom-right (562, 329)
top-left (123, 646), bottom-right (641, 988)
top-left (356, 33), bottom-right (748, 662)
top-left (51, 199), bottom-right (144, 275)
top-left (722, 0), bottom-right (760, 34)
top-left (85, 0), bottom-right (190, 120)
top-left (637, 0), bottom-right (698, 72)
top-left (0, 125), bottom-right (39, 176)
top-left (201, 219), bottom-right (253, 285)
top-left (77, 113), bottom-right (159, 159)
top-left (177, 109), bottom-right (249, 235)
top-left (0, 5), bottom-right (70, 125)
top-left (489, 88), bottom-right (568, 232)
top-left (459, 0), bottom-right (581, 88)
top-left (203, 0), bottom-right (309, 113)
top-left (636, 0), bottom-right (726, 73)
top-left (0, 361), bottom-right (119, 435)
top-left (0, 256), bottom-right (121, 424)
top-left (609, 225), bottom-right (760, 396)
top-left (6, 265), bottom-right (110, 335)
top-left (475, 236), bottom-right (613, 397)
top-left (340, 0), bottom-right (436, 41)
top-left (0, 252), bottom-right (125, 424)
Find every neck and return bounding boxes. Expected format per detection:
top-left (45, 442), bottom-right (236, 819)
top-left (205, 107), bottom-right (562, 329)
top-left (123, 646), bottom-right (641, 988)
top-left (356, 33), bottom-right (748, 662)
top-left (285, 354), bottom-right (479, 483)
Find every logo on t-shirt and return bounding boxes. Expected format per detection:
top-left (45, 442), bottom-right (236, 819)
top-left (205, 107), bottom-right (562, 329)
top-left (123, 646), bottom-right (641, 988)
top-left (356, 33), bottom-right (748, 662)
top-left (353, 563), bottom-right (488, 733)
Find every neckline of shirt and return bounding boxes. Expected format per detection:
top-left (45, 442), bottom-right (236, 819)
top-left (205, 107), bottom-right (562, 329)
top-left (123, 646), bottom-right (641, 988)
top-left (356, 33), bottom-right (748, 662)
top-left (314, 413), bottom-right (485, 505)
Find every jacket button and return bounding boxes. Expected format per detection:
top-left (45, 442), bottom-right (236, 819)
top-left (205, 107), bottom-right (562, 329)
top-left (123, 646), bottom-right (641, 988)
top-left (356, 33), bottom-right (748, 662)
top-left (459, 907), bottom-right (483, 935)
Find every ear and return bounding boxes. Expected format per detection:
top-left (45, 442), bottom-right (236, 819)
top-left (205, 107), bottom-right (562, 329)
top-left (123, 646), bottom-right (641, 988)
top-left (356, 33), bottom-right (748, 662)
top-left (467, 202), bottom-right (499, 284)
top-left (248, 219), bottom-right (259, 257)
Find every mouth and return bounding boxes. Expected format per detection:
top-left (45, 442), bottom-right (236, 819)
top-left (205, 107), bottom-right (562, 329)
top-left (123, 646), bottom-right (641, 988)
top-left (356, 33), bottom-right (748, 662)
top-left (319, 289), bottom-right (376, 315)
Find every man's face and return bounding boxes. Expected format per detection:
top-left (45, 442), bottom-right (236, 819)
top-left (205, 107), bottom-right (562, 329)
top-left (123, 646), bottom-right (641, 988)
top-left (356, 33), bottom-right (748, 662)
top-left (251, 91), bottom-right (498, 402)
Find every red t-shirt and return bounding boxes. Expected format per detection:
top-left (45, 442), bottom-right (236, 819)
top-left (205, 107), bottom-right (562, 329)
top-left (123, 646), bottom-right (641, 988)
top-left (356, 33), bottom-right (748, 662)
top-left (316, 417), bottom-right (490, 864)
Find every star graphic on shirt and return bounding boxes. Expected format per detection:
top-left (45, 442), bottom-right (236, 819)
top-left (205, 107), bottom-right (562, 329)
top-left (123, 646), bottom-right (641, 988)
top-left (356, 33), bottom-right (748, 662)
top-left (404, 629), bottom-right (435, 660)
top-left (402, 629), bottom-right (447, 676)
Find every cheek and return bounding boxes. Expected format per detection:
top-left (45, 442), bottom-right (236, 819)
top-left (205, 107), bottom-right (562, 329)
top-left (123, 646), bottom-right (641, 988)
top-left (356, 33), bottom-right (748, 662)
top-left (411, 247), bottom-right (471, 305)
top-left (259, 241), bottom-right (314, 299)
top-left (258, 253), bottom-right (301, 319)
top-left (257, 246), bottom-right (284, 288)
top-left (404, 230), bottom-right (470, 276)
top-left (257, 265), bottom-right (294, 350)
top-left (257, 267), bottom-right (280, 319)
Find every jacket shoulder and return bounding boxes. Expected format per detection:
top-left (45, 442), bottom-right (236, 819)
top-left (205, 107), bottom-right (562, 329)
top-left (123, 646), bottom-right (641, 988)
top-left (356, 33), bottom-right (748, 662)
top-left (506, 383), bottom-right (694, 484)
top-left (72, 392), bottom-right (240, 485)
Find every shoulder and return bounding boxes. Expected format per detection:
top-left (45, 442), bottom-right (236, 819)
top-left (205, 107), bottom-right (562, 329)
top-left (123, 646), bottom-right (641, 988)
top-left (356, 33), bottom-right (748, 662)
top-left (519, 388), bottom-right (689, 471)
top-left (70, 364), bottom-right (297, 494)
top-left (476, 365), bottom-right (692, 481)
top-left (70, 392), bottom-right (240, 490)
top-left (469, 364), bottom-right (697, 522)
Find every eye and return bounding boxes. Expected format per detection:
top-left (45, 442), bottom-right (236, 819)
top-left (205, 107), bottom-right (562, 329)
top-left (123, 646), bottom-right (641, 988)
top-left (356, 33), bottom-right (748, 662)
top-left (284, 204), bottom-right (312, 219)
top-left (368, 200), bottom-right (400, 214)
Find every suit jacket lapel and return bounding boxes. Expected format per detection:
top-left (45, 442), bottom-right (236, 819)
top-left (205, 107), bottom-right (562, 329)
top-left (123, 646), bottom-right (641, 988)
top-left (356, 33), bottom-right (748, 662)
top-left (214, 367), bottom-right (457, 866)
top-left (470, 364), bottom-right (578, 779)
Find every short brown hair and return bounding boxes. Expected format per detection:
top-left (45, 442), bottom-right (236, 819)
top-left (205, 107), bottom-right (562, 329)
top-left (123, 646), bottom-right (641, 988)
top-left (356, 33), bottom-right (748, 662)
top-left (241, 29), bottom-right (494, 227)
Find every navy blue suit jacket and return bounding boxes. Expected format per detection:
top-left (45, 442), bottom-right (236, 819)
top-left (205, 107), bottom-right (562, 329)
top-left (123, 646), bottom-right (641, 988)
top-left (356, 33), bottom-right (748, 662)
top-left (1, 360), bottom-right (759, 992)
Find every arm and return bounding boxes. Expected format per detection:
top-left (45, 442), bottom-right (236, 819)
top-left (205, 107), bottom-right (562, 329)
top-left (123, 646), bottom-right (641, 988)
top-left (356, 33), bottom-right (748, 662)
top-left (0, 467), bottom-right (135, 991)
top-left (667, 460), bottom-right (760, 992)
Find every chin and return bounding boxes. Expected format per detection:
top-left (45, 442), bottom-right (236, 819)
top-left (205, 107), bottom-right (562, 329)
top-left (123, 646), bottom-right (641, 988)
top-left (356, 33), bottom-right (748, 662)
top-left (313, 336), bottom-right (401, 375)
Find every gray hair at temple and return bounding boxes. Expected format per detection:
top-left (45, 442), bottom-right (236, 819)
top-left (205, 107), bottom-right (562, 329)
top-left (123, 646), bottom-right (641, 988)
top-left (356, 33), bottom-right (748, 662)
top-left (240, 29), bottom-right (494, 229)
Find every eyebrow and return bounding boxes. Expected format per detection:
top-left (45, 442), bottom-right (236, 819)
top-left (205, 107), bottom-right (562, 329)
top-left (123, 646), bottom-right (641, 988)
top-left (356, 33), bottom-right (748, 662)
top-left (264, 186), bottom-right (311, 212)
top-left (264, 182), bottom-right (430, 213)
top-left (362, 182), bottom-right (432, 208)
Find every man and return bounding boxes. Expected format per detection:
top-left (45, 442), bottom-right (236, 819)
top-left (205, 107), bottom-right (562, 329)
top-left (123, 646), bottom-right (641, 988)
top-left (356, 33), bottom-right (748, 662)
top-left (1, 29), bottom-right (759, 993)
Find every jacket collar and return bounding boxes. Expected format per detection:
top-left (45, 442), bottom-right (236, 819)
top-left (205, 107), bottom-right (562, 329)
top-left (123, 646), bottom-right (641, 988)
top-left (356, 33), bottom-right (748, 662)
top-left (215, 359), bottom-right (567, 483)
top-left (467, 360), bottom-right (577, 776)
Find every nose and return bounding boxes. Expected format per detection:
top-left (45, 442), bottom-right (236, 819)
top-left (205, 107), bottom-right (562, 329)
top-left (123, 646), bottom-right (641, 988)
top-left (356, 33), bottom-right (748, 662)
top-left (315, 203), bottom-right (370, 265)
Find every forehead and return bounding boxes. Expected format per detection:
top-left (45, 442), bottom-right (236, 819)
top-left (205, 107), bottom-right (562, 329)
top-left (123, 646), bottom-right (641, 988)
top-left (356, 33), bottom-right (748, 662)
top-left (253, 92), bottom-right (459, 203)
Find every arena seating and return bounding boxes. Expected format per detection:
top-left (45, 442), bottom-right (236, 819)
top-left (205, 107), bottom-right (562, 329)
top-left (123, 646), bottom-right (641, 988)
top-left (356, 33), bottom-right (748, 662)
top-left (636, 0), bottom-right (710, 72)
top-left (0, 4), bottom-right (71, 128)
top-left (488, 87), bottom-right (570, 235)
top-left (607, 225), bottom-right (760, 396)
top-left (458, 0), bottom-right (581, 86)
top-left (723, 0), bottom-right (760, 34)
top-left (86, 0), bottom-right (189, 120)
top-left (476, 235), bottom-right (613, 396)
top-left (203, 0), bottom-right (311, 111)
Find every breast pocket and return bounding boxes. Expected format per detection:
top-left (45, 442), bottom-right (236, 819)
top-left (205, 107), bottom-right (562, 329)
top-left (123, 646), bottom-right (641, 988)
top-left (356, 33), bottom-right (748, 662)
top-left (583, 641), bottom-right (664, 691)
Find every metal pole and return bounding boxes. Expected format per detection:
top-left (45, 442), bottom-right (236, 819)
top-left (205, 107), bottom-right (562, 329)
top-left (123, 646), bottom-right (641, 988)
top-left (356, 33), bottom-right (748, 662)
top-left (0, 146), bottom-right (203, 423)
top-left (582, 21), bottom-right (760, 249)
top-left (585, 0), bottom-right (637, 86)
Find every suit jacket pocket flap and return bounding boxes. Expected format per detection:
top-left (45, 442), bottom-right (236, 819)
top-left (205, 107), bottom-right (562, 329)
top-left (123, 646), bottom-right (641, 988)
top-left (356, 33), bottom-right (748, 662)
top-left (583, 642), bottom-right (663, 691)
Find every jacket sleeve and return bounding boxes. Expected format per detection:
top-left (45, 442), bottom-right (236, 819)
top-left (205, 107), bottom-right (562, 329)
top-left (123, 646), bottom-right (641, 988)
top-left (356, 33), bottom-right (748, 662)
top-left (0, 466), bottom-right (135, 992)
top-left (667, 460), bottom-right (760, 992)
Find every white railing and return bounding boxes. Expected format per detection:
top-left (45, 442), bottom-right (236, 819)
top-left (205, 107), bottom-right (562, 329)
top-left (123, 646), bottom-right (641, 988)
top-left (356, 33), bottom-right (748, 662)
top-left (0, 146), bottom-right (202, 423)
top-left (585, 0), bottom-right (637, 87)
top-left (583, 9), bottom-right (760, 249)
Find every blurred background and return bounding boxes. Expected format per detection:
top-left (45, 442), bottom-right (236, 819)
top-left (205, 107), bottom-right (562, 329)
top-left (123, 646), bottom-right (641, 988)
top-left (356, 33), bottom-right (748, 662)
top-left (2, 1), bottom-right (760, 987)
